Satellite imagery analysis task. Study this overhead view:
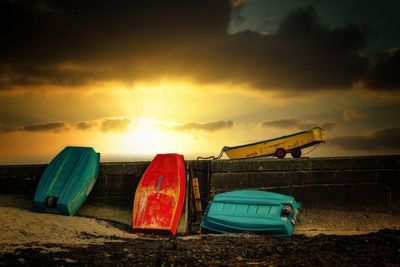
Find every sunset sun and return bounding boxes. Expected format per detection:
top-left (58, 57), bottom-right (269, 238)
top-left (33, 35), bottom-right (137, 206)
top-left (122, 119), bottom-right (169, 156)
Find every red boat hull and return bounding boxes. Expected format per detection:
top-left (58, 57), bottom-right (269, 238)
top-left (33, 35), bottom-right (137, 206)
top-left (132, 153), bottom-right (186, 235)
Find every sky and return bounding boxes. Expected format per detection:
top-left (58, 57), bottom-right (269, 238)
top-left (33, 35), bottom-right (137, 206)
top-left (0, 0), bottom-right (399, 164)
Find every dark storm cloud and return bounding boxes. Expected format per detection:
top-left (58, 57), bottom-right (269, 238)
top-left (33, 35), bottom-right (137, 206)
top-left (0, 0), bottom-right (231, 89)
top-left (0, 1), bottom-right (396, 91)
top-left (231, 0), bottom-right (248, 7)
top-left (0, 0), bottom-right (230, 62)
top-left (168, 121), bottom-right (234, 132)
top-left (219, 6), bottom-right (369, 90)
top-left (329, 128), bottom-right (400, 151)
top-left (363, 48), bottom-right (400, 90)
top-left (0, 64), bottom-right (110, 89)
top-left (230, 0), bottom-right (247, 25)
top-left (262, 119), bottom-right (336, 131)
top-left (0, 121), bottom-right (68, 133)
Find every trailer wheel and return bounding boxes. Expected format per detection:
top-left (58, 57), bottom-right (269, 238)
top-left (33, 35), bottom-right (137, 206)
top-left (291, 149), bottom-right (302, 158)
top-left (276, 148), bottom-right (286, 159)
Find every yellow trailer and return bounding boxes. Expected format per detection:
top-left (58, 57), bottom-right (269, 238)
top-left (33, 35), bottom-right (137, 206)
top-left (223, 127), bottom-right (326, 159)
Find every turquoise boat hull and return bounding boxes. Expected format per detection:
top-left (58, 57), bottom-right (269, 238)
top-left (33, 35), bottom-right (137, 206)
top-left (201, 190), bottom-right (301, 236)
top-left (33, 146), bottom-right (100, 215)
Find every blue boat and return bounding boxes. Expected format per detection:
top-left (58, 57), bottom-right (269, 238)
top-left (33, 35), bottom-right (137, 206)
top-left (33, 146), bottom-right (100, 215)
top-left (201, 190), bottom-right (301, 236)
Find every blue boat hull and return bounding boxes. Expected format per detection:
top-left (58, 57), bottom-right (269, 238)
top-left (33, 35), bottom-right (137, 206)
top-left (33, 146), bottom-right (100, 215)
top-left (201, 190), bottom-right (301, 236)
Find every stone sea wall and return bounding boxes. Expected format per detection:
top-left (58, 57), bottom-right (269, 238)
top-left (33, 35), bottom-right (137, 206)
top-left (1, 155), bottom-right (399, 212)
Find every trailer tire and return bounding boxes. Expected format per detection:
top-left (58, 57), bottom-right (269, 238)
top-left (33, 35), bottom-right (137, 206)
top-left (276, 148), bottom-right (286, 159)
top-left (291, 149), bottom-right (302, 158)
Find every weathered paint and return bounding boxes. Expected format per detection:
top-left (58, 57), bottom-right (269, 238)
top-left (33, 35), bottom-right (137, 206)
top-left (224, 127), bottom-right (326, 159)
top-left (132, 154), bottom-right (186, 235)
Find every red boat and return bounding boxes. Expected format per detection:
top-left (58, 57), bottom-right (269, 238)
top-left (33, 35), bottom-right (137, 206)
top-left (132, 153), bottom-right (186, 235)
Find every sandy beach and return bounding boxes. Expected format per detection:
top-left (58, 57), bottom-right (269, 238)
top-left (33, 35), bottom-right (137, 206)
top-left (1, 194), bottom-right (400, 266)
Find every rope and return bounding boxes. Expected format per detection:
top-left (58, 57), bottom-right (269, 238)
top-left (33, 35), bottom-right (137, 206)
top-left (197, 148), bottom-right (224, 160)
top-left (302, 142), bottom-right (322, 156)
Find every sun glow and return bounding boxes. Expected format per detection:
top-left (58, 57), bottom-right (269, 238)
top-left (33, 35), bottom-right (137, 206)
top-left (118, 118), bottom-right (180, 156)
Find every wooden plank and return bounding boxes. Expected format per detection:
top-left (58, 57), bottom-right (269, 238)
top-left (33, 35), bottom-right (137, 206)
top-left (177, 170), bottom-right (190, 234)
top-left (192, 177), bottom-right (203, 222)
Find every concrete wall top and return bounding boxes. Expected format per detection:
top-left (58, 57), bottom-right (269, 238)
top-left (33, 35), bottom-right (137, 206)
top-left (209, 155), bottom-right (400, 172)
top-left (1, 154), bottom-right (399, 170)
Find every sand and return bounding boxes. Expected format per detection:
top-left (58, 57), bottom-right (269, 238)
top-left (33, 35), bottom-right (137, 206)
top-left (1, 194), bottom-right (400, 265)
top-left (295, 208), bottom-right (400, 235)
top-left (1, 194), bottom-right (400, 253)
top-left (0, 195), bottom-right (138, 253)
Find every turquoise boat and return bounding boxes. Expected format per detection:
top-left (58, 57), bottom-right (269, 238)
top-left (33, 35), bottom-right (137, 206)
top-left (201, 190), bottom-right (301, 236)
top-left (33, 146), bottom-right (100, 215)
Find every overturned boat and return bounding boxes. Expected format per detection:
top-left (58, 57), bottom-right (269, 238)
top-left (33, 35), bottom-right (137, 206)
top-left (201, 190), bottom-right (301, 236)
top-left (132, 153), bottom-right (186, 235)
top-left (33, 146), bottom-right (100, 215)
